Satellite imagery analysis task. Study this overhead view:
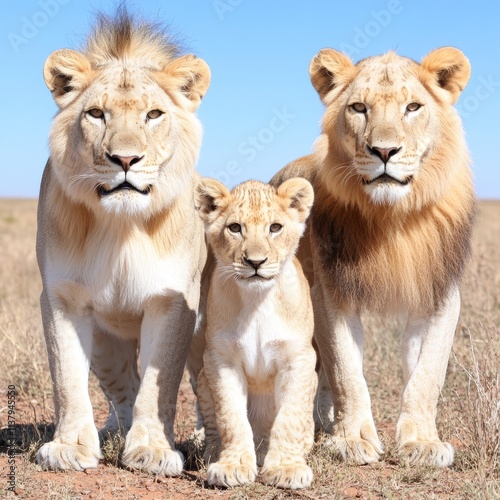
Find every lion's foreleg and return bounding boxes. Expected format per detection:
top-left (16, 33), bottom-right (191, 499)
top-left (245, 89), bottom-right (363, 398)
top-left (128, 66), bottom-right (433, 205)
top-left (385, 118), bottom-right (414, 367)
top-left (196, 368), bottom-right (219, 464)
top-left (313, 282), bottom-right (383, 464)
top-left (91, 329), bottom-right (139, 437)
top-left (121, 294), bottom-right (196, 476)
top-left (397, 285), bottom-right (460, 467)
top-left (260, 349), bottom-right (317, 489)
top-left (203, 352), bottom-right (257, 487)
top-left (36, 290), bottom-right (102, 470)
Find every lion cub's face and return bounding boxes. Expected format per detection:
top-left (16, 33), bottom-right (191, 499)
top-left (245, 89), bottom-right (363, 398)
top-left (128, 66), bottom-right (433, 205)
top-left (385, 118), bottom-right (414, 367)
top-left (310, 48), bottom-right (470, 206)
top-left (195, 178), bottom-right (314, 289)
top-left (44, 50), bottom-right (210, 216)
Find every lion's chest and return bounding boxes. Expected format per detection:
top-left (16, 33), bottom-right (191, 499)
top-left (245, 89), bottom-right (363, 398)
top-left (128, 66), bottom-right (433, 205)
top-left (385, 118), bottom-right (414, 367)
top-left (224, 303), bottom-right (294, 388)
top-left (47, 227), bottom-right (195, 338)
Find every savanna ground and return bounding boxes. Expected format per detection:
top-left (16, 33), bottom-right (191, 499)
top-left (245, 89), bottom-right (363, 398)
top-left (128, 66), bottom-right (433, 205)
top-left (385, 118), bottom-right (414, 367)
top-left (0, 198), bottom-right (498, 500)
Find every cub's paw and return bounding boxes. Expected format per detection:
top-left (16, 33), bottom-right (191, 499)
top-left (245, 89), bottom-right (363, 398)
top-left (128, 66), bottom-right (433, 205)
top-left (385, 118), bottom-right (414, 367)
top-left (324, 435), bottom-right (383, 464)
top-left (37, 441), bottom-right (102, 471)
top-left (261, 463), bottom-right (313, 490)
top-left (121, 446), bottom-right (184, 476)
top-left (398, 440), bottom-right (454, 467)
top-left (206, 461), bottom-right (257, 487)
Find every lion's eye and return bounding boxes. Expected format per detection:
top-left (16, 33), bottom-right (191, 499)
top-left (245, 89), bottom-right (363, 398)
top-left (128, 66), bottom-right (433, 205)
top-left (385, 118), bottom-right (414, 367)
top-left (147, 109), bottom-right (164, 120)
top-left (270, 223), bottom-right (282, 233)
top-left (351, 102), bottom-right (367, 113)
top-left (228, 223), bottom-right (241, 233)
top-left (87, 108), bottom-right (104, 119)
top-left (406, 102), bottom-right (421, 112)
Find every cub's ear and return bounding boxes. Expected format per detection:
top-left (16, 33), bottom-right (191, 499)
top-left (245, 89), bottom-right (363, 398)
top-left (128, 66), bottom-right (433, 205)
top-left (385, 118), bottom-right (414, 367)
top-left (277, 177), bottom-right (314, 223)
top-left (43, 49), bottom-right (93, 108)
top-left (309, 48), bottom-right (355, 104)
top-left (194, 178), bottom-right (230, 223)
top-left (421, 47), bottom-right (471, 104)
top-left (161, 54), bottom-right (211, 111)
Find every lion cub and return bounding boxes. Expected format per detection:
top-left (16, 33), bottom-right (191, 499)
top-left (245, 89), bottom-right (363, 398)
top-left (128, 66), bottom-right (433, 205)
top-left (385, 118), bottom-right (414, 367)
top-left (194, 178), bottom-right (317, 489)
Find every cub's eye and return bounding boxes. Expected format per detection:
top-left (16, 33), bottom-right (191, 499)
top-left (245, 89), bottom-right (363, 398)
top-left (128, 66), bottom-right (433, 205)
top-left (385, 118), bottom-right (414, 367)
top-left (351, 102), bottom-right (367, 113)
top-left (270, 223), bottom-right (282, 233)
top-left (406, 102), bottom-right (421, 112)
top-left (87, 108), bottom-right (104, 119)
top-left (147, 109), bottom-right (164, 120)
top-left (228, 223), bottom-right (241, 233)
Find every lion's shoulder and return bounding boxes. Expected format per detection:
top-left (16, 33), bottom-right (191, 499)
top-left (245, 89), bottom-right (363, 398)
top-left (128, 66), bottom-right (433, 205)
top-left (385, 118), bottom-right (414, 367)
top-left (269, 154), bottom-right (317, 189)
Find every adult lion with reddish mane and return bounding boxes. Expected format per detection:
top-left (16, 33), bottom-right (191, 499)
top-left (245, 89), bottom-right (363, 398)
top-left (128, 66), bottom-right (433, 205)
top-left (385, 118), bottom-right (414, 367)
top-left (271, 47), bottom-right (476, 466)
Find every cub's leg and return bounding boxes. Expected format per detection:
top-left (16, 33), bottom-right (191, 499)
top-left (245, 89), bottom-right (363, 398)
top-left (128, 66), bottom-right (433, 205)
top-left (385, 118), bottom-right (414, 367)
top-left (203, 351), bottom-right (257, 487)
top-left (250, 393), bottom-right (276, 467)
top-left (196, 368), bottom-right (220, 464)
top-left (397, 285), bottom-right (460, 467)
top-left (91, 329), bottom-right (139, 436)
top-left (36, 290), bottom-right (102, 470)
top-left (260, 349), bottom-right (317, 490)
top-left (313, 282), bottom-right (383, 464)
top-left (121, 295), bottom-right (196, 476)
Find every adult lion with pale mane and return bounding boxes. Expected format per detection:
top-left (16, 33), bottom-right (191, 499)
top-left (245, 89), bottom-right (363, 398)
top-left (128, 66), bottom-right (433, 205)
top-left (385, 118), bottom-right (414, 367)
top-left (271, 47), bottom-right (476, 467)
top-left (36, 8), bottom-right (210, 474)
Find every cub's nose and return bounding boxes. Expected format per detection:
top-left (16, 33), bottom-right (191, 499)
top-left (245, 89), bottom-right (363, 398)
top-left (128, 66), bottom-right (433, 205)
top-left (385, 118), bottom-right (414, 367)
top-left (106, 153), bottom-right (143, 172)
top-left (367, 146), bottom-right (401, 164)
top-left (243, 257), bottom-right (268, 270)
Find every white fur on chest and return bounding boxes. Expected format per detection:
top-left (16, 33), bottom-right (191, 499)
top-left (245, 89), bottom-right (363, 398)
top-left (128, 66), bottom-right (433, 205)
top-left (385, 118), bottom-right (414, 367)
top-left (45, 223), bottom-right (193, 331)
top-left (213, 279), bottom-right (299, 387)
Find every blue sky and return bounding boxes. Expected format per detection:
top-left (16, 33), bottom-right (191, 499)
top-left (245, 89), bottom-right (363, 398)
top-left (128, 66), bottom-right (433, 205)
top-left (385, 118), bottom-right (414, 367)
top-left (1, 0), bottom-right (499, 198)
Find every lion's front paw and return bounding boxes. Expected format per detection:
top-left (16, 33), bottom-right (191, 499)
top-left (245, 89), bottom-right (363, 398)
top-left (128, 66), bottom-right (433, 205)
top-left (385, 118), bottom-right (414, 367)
top-left (37, 441), bottom-right (102, 471)
top-left (398, 440), bottom-right (454, 467)
top-left (261, 463), bottom-right (313, 489)
top-left (324, 435), bottom-right (383, 464)
top-left (206, 460), bottom-right (257, 487)
top-left (121, 445), bottom-right (184, 476)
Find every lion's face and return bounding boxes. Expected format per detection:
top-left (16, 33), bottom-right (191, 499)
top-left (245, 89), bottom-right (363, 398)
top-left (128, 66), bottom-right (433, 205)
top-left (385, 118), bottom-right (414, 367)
top-left (44, 50), bottom-right (210, 217)
top-left (310, 48), bottom-right (471, 209)
top-left (338, 58), bottom-right (441, 205)
top-left (195, 178), bottom-right (313, 289)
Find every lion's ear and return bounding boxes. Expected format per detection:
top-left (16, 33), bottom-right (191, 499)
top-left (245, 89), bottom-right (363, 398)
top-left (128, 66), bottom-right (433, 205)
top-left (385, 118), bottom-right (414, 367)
top-left (161, 55), bottom-right (211, 111)
top-left (43, 49), bottom-right (93, 108)
top-left (277, 178), bottom-right (314, 223)
top-left (195, 178), bottom-right (230, 223)
top-left (309, 48), bottom-right (355, 104)
top-left (421, 47), bottom-right (471, 104)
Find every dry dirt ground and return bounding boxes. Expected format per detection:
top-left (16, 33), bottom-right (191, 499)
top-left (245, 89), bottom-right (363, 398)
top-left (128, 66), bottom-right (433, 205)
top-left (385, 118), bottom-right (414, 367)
top-left (0, 199), bottom-right (499, 500)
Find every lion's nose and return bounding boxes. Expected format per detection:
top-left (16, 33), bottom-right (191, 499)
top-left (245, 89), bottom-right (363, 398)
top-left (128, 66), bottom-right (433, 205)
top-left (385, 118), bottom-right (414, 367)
top-left (106, 153), bottom-right (143, 172)
top-left (368, 146), bottom-right (401, 164)
top-left (243, 257), bottom-right (268, 270)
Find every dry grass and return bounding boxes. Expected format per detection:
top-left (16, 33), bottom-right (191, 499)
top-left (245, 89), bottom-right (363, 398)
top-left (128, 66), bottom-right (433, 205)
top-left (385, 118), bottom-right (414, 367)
top-left (0, 199), bottom-right (499, 499)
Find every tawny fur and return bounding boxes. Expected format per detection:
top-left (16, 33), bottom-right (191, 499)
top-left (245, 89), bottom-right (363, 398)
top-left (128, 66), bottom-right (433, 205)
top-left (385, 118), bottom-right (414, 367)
top-left (194, 179), bottom-right (317, 489)
top-left (36, 7), bottom-right (210, 475)
top-left (271, 47), bottom-right (476, 467)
